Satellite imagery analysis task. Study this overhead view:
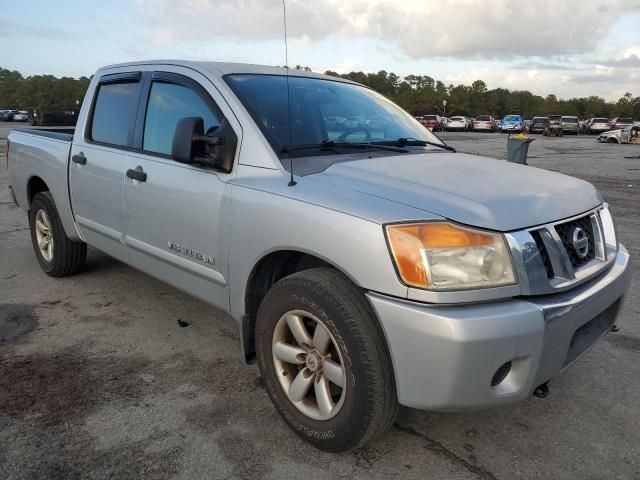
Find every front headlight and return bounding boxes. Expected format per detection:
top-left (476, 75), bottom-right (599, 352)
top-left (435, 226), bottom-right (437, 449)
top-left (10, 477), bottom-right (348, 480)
top-left (385, 222), bottom-right (517, 290)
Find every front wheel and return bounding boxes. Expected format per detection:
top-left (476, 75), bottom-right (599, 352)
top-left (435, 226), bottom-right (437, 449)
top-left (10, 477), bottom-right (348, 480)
top-left (256, 268), bottom-right (398, 452)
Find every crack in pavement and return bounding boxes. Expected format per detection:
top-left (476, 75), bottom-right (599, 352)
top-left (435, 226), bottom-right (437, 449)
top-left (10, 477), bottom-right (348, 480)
top-left (0, 227), bottom-right (29, 235)
top-left (395, 424), bottom-right (499, 480)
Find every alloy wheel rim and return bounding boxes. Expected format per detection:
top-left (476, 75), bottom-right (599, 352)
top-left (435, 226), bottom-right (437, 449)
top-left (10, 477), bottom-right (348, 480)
top-left (35, 209), bottom-right (54, 262)
top-left (272, 309), bottom-right (347, 421)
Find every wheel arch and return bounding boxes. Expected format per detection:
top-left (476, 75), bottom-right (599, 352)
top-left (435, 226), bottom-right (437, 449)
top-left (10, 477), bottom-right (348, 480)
top-left (241, 249), bottom-right (363, 363)
top-left (26, 175), bottom-right (50, 206)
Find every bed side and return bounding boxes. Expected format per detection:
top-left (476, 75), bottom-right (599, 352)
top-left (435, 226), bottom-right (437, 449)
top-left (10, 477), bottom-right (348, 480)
top-left (8, 129), bottom-right (81, 241)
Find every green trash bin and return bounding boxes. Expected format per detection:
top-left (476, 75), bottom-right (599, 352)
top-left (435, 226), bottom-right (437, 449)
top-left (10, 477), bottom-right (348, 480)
top-left (506, 137), bottom-right (534, 165)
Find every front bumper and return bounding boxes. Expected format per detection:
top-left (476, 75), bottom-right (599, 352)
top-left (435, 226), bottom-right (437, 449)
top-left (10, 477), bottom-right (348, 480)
top-left (367, 245), bottom-right (631, 411)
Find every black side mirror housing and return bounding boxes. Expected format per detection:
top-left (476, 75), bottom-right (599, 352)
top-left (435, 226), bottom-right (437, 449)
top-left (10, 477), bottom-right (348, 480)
top-left (172, 117), bottom-right (204, 164)
top-left (171, 117), bottom-right (237, 173)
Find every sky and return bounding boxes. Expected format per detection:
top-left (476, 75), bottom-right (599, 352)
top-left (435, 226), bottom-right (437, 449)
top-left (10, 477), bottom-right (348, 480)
top-left (1, 0), bottom-right (639, 101)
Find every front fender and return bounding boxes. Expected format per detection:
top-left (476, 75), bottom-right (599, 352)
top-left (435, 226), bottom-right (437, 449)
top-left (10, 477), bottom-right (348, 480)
top-left (227, 179), bottom-right (410, 324)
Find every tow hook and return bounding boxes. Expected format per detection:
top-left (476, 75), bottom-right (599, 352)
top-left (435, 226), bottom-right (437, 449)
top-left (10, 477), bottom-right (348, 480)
top-left (533, 383), bottom-right (550, 399)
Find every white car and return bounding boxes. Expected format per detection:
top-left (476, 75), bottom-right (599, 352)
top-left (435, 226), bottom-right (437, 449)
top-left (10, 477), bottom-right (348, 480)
top-left (597, 125), bottom-right (640, 144)
top-left (447, 116), bottom-right (469, 131)
top-left (588, 118), bottom-right (611, 134)
top-left (12, 111), bottom-right (29, 122)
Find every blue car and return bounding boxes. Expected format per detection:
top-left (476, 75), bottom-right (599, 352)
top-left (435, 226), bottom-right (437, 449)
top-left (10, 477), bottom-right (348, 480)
top-left (501, 114), bottom-right (523, 133)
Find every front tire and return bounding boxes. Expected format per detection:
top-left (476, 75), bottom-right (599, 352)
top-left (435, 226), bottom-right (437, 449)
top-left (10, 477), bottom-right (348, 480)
top-left (29, 192), bottom-right (87, 277)
top-left (256, 268), bottom-right (398, 452)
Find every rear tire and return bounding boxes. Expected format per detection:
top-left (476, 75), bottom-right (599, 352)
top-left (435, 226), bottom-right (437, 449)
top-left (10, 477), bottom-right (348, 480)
top-left (256, 268), bottom-right (399, 452)
top-left (29, 192), bottom-right (87, 277)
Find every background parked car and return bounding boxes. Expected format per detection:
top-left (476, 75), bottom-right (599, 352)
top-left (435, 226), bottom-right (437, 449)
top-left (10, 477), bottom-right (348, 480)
top-left (420, 114), bottom-right (445, 131)
top-left (597, 125), bottom-right (640, 144)
top-left (0, 109), bottom-right (20, 121)
top-left (447, 116), bottom-right (470, 131)
top-left (472, 115), bottom-right (496, 131)
top-left (501, 114), bottom-right (523, 133)
top-left (12, 111), bottom-right (29, 122)
top-left (587, 118), bottom-right (611, 134)
top-left (530, 117), bottom-right (550, 134)
top-left (561, 116), bottom-right (580, 134)
top-left (610, 117), bottom-right (634, 130)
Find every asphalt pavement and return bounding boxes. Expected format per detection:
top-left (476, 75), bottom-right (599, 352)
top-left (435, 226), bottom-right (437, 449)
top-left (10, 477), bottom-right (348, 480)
top-left (1, 122), bottom-right (639, 479)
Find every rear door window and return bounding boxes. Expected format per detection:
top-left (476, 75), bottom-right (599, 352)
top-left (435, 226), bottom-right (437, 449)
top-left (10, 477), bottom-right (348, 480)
top-left (90, 80), bottom-right (140, 147)
top-left (143, 81), bottom-right (220, 156)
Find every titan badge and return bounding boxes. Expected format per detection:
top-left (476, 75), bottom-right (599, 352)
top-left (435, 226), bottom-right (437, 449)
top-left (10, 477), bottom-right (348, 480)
top-left (167, 241), bottom-right (215, 266)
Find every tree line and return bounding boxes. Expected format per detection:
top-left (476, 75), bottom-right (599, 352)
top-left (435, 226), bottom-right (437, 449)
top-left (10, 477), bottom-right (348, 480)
top-left (321, 69), bottom-right (638, 120)
top-left (0, 67), bottom-right (90, 111)
top-left (2, 65), bottom-right (638, 120)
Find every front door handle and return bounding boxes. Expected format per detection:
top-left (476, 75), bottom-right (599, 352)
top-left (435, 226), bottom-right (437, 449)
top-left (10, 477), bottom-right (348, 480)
top-left (71, 152), bottom-right (86, 165)
top-left (126, 166), bottom-right (147, 182)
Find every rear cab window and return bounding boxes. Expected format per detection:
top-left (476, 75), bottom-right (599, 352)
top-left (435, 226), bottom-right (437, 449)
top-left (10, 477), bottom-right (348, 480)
top-left (89, 72), bottom-right (142, 147)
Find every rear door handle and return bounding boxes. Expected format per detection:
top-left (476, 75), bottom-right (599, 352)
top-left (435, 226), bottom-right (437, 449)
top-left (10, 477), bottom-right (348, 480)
top-left (71, 152), bottom-right (86, 165)
top-left (126, 166), bottom-right (147, 182)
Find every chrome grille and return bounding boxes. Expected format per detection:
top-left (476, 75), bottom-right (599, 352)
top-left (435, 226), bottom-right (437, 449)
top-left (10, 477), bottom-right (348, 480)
top-left (554, 216), bottom-right (596, 268)
top-left (505, 205), bottom-right (617, 296)
top-left (530, 230), bottom-right (554, 279)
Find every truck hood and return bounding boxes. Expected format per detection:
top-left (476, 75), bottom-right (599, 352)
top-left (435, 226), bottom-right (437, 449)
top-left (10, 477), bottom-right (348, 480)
top-left (306, 152), bottom-right (602, 231)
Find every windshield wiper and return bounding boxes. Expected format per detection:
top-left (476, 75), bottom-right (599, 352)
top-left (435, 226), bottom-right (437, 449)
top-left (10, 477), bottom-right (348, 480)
top-left (372, 137), bottom-right (456, 152)
top-left (280, 140), bottom-right (408, 154)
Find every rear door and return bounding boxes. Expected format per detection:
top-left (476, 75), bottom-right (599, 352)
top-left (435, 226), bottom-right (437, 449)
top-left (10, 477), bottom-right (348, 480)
top-left (69, 72), bottom-right (143, 262)
top-left (122, 68), bottom-right (240, 309)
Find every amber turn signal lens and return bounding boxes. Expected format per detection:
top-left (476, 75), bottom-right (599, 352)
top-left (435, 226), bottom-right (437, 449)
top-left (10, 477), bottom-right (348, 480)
top-left (386, 227), bottom-right (429, 287)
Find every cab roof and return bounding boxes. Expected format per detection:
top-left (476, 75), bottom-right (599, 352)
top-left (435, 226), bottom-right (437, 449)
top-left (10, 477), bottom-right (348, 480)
top-left (99, 59), bottom-right (359, 85)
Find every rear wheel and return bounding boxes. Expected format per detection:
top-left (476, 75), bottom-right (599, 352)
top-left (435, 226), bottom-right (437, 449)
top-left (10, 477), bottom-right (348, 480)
top-left (29, 192), bottom-right (87, 277)
top-left (256, 268), bottom-right (398, 452)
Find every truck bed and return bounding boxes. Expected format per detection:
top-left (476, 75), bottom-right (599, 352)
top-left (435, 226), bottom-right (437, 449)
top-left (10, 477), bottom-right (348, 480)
top-left (14, 127), bottom-right (75, 142)
top-left (8, 127), bottom-right (79, 241)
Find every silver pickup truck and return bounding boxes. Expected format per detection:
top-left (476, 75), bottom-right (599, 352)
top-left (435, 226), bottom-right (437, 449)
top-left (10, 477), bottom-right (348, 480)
top-left (7, 61), bottom-right (631, 452)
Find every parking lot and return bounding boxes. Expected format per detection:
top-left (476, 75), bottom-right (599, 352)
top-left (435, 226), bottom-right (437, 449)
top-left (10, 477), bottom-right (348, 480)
top-left (1, 123), bottom-right (639, 479)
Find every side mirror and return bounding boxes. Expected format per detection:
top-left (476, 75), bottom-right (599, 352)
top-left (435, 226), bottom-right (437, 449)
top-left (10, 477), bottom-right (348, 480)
top-left (171, 117), bottom-right (237, 173)
top-left (172, 117), bottom-right (204, 164)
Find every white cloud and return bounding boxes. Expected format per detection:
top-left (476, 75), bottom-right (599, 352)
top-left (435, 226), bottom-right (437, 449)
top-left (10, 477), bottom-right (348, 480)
top-left (131, 0), bottom-right (640, 100)
top-left (136, 0), bottom-right (638, 58)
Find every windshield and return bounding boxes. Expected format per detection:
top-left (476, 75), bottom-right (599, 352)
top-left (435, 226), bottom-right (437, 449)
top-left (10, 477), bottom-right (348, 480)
top-left (476, 115), bottom-right (491, 121)
top-left (504, 115), bottom-right (521, 122)
top-left (594, 118), bottom-right (609, 123)
top-left (617, 118), bottom-right (633, 123)
top-left (225, 74), bottom-right (442, 157)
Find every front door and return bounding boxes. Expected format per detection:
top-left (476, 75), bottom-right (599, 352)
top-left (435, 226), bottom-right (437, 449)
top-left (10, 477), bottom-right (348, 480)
top-left (123, 69), bottom-right (238, 309)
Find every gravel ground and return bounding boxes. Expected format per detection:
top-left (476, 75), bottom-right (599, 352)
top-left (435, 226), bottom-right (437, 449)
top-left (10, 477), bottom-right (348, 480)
top-left (1, 123), bottom-right (639, 479)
